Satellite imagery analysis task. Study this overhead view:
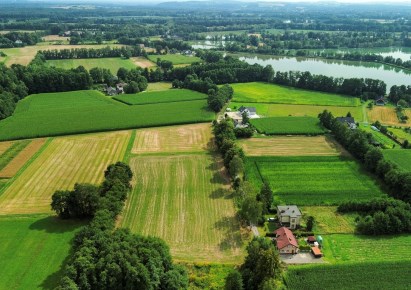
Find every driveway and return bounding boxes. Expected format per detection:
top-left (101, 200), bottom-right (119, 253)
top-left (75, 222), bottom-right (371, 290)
top-left (280, 252), bottom-right (326, 264)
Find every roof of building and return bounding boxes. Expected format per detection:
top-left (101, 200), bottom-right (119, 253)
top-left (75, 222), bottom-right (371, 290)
top-left (311, 246), bottom-right (322, 256)
top-left (239, 106), bottom-right (257, 113)
top-left (277, 205), bottom-right (301, 218)
top-left (336, 117), bottom-right (355, 124)
top-left (275, 227), bottom-right (298, 249)
top-left (307, 236), bottom-right (316, 243)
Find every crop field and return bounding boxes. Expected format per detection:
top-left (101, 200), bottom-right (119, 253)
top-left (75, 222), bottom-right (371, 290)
top-left (239, 136), bottom-right (341, 156)
top-left (120, 154), bottom-right (244, 263)
top-left (132, 123), bottom-right (212, 154)
top-left (45, 57), bottom-right (137, 72)
top-left (285, 261), bottom-right (411, 290)
top-left (0, 214), bottom-right (85, 290)
top-left (0, 139), bottom-right (46, 178)
top-left (367, 106), bottom-right (411, 126)
top-left (113, 89), bottom-right (206, 105)
top-left (245, 156), bottom-right (386, 205)
top-left (147, 54), bottom-right (201, 65)
top-left (0, 140), bottom-right (31, 171)
top-left (250, 116), bottom-right (324, 135)
top-left (301, 206), bottom-right (356, 234)
top-left (0, 90), bottom-right (214, 141)
top-left (229, 102), bottom-right (363, 120)
top-left (0, 131), bottom-right (130, 214)
top-left (230, 82), bottom-right (361, 106)
top-left (0, 141), bottom-right (15, 155)
top-left (383, 149), bottom-right (411, 171)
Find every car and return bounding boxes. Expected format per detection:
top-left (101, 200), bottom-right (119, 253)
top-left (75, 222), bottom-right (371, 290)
top-left (267, 217), bottom-right (276, 222)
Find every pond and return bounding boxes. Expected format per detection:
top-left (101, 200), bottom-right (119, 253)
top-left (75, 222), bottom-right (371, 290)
top-left (238, 55), bottom-right (411, 91)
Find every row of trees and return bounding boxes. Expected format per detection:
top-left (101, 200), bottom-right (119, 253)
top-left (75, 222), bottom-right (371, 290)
top-left (38, 46), bottom-right (143, 60)
top-left (53, 162), bottom-right (188, 290)
top-left (388, 85), bottom-right (411, 105)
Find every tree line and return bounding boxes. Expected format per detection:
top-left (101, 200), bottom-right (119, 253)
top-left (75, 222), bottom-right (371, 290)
top-left (52, 162), bottom-right (188, 290)
top-left (0, 31), bottom-right (41, 48)
top-left (38, 46), bottom-right (143, 60)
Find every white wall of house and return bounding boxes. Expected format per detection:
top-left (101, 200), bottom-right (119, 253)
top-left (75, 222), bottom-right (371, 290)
top-left (279, 245), bottom-right (299, 254)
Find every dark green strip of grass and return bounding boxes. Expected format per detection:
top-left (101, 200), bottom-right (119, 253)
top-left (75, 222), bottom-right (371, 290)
top-left (0, 140), bottom-right (31, 171)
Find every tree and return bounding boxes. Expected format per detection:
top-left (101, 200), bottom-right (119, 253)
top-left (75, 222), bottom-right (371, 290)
top-left (256, 182), bottom-right (273, 214)
top-left (364, 147), bottom-right (383, 173)
top-left (124, 81), bottom-right (140, 94)
top-left (117, 67), bottom-right (128, 81)
top-left (51, 190), bottom-right (71, 219)
top-left (242, 111), bottom-right (249, 124)
top-left (229, 155), bottom-right (244, 179)
top-left (306, 216), bottom-right (315, 231)
top-left (225, 270), bottom-right (244, 290)
top-left (239, 197), bottom-right (263, 225)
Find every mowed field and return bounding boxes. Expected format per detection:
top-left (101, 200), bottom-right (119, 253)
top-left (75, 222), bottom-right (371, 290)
top-left (0, 214), bottom-right (85, 290)
top-left (0, 131), bottom-right (130, 214)
top-left (367, 106), bottom-right (411, 126)
top-left (45, 57), bottom-right (137, 72)
top-left (246, 156), bottom-right (386, 205)
top-left (239, 136), bottom-right (341, 156)
top-left (0, 90), bottom-right (214, 141)
top-left (230, 82), bottom-right (361, 106)
top-left (147, 54), bottom-right (201, 65)
top-left (114, 89), bottom-right (206, 105)
top-left (132, 123), bottom-right (212, 154)
top-left (301, 206), bottom-right (356, 234)
top-left (383, 149), bottom-right (411, 171)
top-left (120, 154), bottom-right (243, 263)
top-left (250, 116), bottom-right (324, 135)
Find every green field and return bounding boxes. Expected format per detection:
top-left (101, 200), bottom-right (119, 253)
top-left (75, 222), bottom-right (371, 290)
top-left (113, 89), bottom-right (206, 105)
top-left (360, 124), bottom-right (397, 149)
top-left (148, 54), bottom-right (201, 65)
top-left (250, 117), bottom-right (324, 135)
top-left (0, 214), bottom-right (85, 290)
top-left (387, 127), bottom-right (411, 144)
top-left (185, 263), bottom-right (234, 290)
top-left (0, 90), bottom-right (214, 141)
top-left (246, 156), bottom-right (386, 205)
top-left (383, 149), bottom-right (411, 171)
top-left (285, 261), bottom-right (411, 290)
top-left (301, 206), bottom-right (356, 234)
top-left (231, 82), bottom-right (361, 106)
top-left (45, 57), bottom-right (137, 72)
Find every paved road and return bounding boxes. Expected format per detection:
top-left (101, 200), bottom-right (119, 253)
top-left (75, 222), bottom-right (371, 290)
top-left (280, 253), bottom-right (326, 264)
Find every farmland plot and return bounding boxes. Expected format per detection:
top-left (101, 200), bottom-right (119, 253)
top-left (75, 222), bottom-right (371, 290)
top-left (147, 54), bottom-right (201, 65)
top-left (45, 57), bottom-right (137, 72)
top-left (0, 140), bottom-right (31, 171)
top-left (120, 154), bottom-right (244, 263)
top-left (250, 116), bottom-right (324, 135)
top-left (383, 149), bottom-right (411, 171)
top-left (0, 131), bottom-right (130, 214)
top-left (113, 89), bottom-right (206, 105)
top-left (301, 206), bottom-right (356, 234)
top-left (367, 106), bottom-right (411, 126)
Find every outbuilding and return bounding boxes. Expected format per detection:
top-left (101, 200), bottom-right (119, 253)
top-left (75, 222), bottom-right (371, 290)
top-left (311, 246), bottom-right (323, 258)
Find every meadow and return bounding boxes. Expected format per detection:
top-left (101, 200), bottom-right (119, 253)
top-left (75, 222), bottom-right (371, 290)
top-left (230, 82), bottom-right (361, 106)
top-left (0, 90), bottom-right (214, 141)
top-left (45, 57), bottom-right (137, 72)
top-left (359, 124), bottom-right (397, 148)
top-left (285, 261), bottom-right (411, 290)
top-left (0, 214), bottom-right (85, 290)
top-left (239, 136), bottom-right (341, 157)
top-left (229, 102), bottom-right (363, 120)
top-left (120, 154), bottom-right (244, 263)
top-left (250, 116), bottom-right (324, 135)
top-left (387, 127), bottom-right (411, 144)
top-left (113, 89), bottom-right (206, 105)
top-left (245, 156), bottom-right (386, 205)
top-left (301, 206), bottom-right (356, 234)
top-left (147, 54), bottom-right (201, 65)
top-left (0, 131), bottom-right (130, 214)
top-left (383, 149), bottom-right (411, 171)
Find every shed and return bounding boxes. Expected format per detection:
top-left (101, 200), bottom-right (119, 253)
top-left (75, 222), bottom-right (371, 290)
top-left (317, 235), bottom-right (323, 246)
top-left (307, 236), bottom-right (316, 244)
top-left (311, 246), bottom-right (323, 258)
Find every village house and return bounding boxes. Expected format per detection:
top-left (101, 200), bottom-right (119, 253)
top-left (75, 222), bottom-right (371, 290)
top-left (336, 116), bottom-right (357, 130)
top-left (375, 97), bottom-right (386, 106)
top-left (106, 87), bottom-right (117, 96)
top-left (225, 106), bottom-right (259, 128)
top-left (239, 106), bottom-right (257, 118)
top-left (274, 227), bottom-right (299, 254)
top-left (277, 205), bottom-right (302, 229)
top-left (116, 83), bottom-right (127, 94)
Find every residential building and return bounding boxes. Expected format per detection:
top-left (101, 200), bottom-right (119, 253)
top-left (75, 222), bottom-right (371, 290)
top-left (274, 227), bottom-right (299, 254)
top-left (277, 205), bottom-right (302, 229)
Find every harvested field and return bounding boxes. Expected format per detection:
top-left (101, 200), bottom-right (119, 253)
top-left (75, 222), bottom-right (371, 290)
top-left (367, 106), bottom-right (411, 126)
top-left (0, 141), bottom-right (14, 155)
top-left (0, 140), bottom-right (31, 171)
top-left (0, 131), bottom-right (130, 214)
top-left (147, 82), bottom-right (172, 91)
top-left (132, 123), bottom-right (212, 154)
top-left (0, 138), bottom-right (46, 178)
top-left (239, 136), bottom-right (341, 156)
top-left (42, 34), bottom-right (69, 42)
top-left (130, 57), bottom-right (156, 68)
top-left (120, 154), bottom-right (244, 263)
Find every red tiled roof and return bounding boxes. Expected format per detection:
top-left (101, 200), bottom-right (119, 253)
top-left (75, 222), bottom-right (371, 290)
top-left (311, 246), bottom-right (322, 256)
top-left (307, 236), bottom-right (316, 243)
top-left (274, 227), bottom-right (298, 249)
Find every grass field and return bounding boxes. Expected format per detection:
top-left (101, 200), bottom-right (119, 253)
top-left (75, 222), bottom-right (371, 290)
top-left (285, 261), bottom-right (411, 290)
top-left (185, 263), bottom-right (234, 290)
top-left (360, 124), bottom-right (397, 148)
top-left (383, 149), bottom-right (411, 171)
top-left (0, 214), bottom-right (85, 290)
top-left (130, 57), bottom-right (156, 68)
top-left (0, 131), bottom-right (130, 214)
top-left (250, 116), bottom-right (324, 135)
top-left (229, 102), bottom-right (363, 120)
top-left (301, 206), bottom-right (356, 234)
top-left (239, 136), bottom-right (341, 156)
top-left (146, 82), bottom-right (172, 91)
top-left (0, 140), bottom-right (31, 171)
top-left (113, 89), bottom-right (206, 105)
top-left (246, 156), bottom-right (386, 205)
top-left (230, 83), bottom-right (361, 106)
top-left (120, 154), bottom-right (244, 263)
top-left (45, 57), bottom-right (137, 72)
top-left (387, 127), bottom-right (411, 144)
top-left (0, 90), bottom-right (214, 141)
top-left (367, 106), bottom-right (411, 126)
top-left (147, 54), bottom-right (201, 65)
top-left (132, 124), bottom-right (212, 154)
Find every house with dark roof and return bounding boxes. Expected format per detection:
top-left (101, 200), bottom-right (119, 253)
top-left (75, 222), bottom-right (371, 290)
top-left (336, 117), bottom-right (357, 130)
top-left (274, 227), bottom-right (299, 254)
top-left (375, 97), bottom-right (386, 106)
top-left (106, 87), bottom-right (117, 96)
top-left (277, 205), bottom-right (302, 229)
top-left (239, 106), bottom-right (257, 117)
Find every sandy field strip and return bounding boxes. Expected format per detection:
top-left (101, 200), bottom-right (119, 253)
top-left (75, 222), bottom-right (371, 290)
top-left (0, 141), bottom-right (14, 155)
top-left (130, 57), bottom-right (156, 68)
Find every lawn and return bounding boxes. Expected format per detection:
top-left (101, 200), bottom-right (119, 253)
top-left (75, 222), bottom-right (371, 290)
top-left (250, 116), bottom-right (324, 135)
top-left (285, 261), bottom-right (411, 290)
top-left (0, 214), bottom-right (86, 290)
top-left (230, 82), bottom-right (361, 106)
top-left (229, 102), bottom-right (363, 120)
top-left (0, 90), bottom-right (214, 141)
top-left (132, 123), bottom-right (212, 155)
top-left (239, 136), bottom-right (341, 157)
top-left (0, 131), bottom-right (130, 214)
top-left (301, 206), bottom-right (356, 234)
top-left (120, 154), bottom-right (244, 263)
top-left (45, 57), bottom-right (137, 72)
top-left (245, 156), bottom-right (386, 205)
top-left (147, 54), bottom-right (201, 65)
top-left (113, 89), bottom-right (206, 105)
top-left (383, 149), bottom-right (411, 171)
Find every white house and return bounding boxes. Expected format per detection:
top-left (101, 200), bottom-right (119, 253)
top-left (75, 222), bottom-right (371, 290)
top-left (277, 205), bottom-right (302, 229)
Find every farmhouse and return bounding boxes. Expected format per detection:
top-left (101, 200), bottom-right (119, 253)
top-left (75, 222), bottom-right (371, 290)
top-left (277, 205), bottom-right (302, 229)
top-left (274, 227), bottom-right (299, 254)
top-left (225, 106), bottom-right (260, 128)
top-left (106, 87), bottom-right (117, 96)
top-left (116, 83), bottom-right (127, 94)
top-left (336, 117), bottom-right (357, 130)
top-left (375, 98), bottom-right (386, 106)
top-left (239, 106), bottom-right (257, 118)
